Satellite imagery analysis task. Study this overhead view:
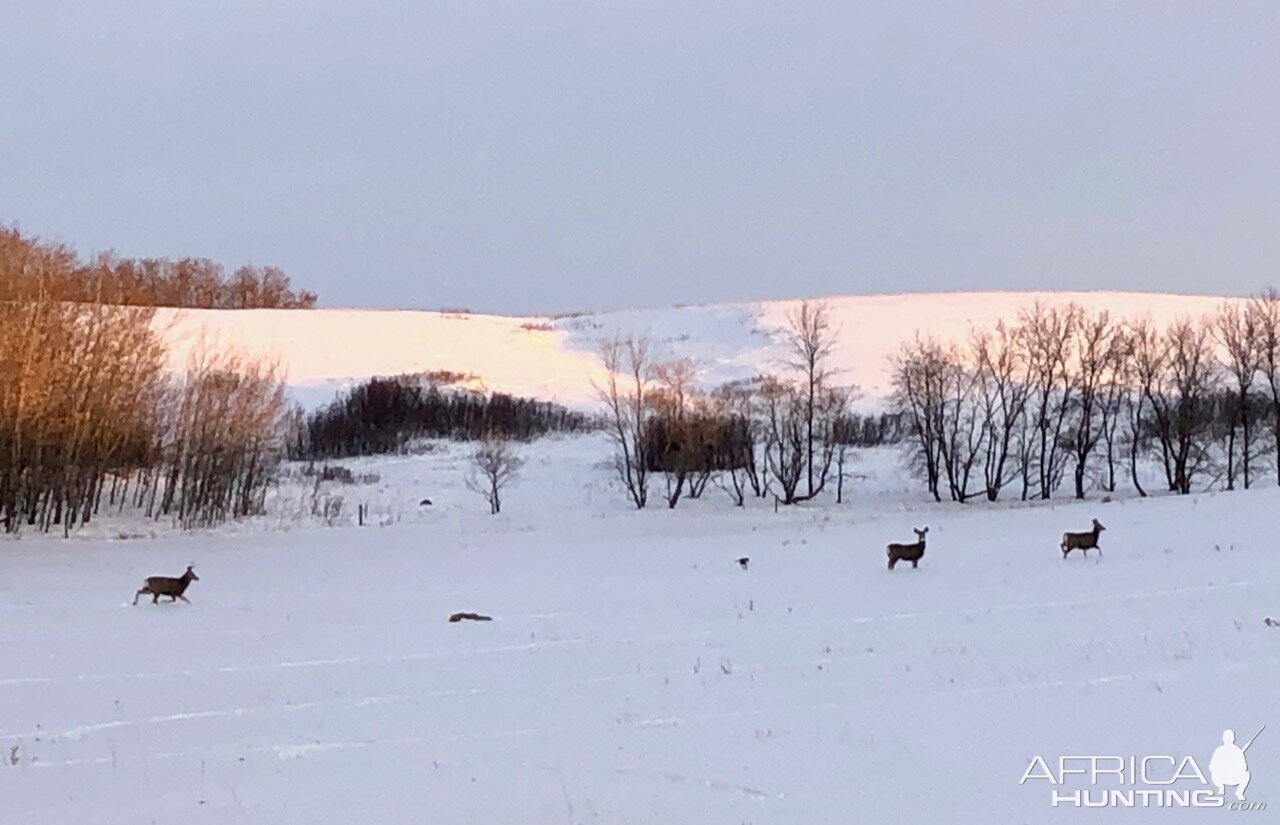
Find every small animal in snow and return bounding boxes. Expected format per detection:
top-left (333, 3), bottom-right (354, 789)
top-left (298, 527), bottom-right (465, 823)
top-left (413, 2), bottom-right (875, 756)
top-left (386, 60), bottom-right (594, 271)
top-left (1061, 518), bottom-right (1105, 559)
top-left (737, 557), bottom-right (750, 570)
top-left (133, 564), bottom-right (199, 605)
top-left (449, 612), bottom-right (492, 623)
top-left (887, 527), bottom-right (928, 571)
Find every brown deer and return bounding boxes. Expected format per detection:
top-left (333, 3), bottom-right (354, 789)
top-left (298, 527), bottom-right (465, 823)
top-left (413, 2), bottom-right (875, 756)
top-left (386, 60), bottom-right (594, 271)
top-left (133, 565), bottom-right (199, 605)
top-left (1061, 519), bottom-right (1105, 559)
top-left (887, 527), bottom-right (928, 571)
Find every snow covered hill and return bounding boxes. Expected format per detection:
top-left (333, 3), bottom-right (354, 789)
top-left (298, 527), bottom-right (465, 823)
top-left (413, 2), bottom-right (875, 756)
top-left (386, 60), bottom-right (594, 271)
top-left (6, 290), bottom-right (1273, 824)
top-left (157, 291), bottom-right (1233, 409)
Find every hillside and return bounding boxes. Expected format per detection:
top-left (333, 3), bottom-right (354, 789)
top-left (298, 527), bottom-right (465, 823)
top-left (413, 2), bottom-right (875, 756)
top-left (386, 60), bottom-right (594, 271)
top-left (157, 291), bottom-right (1234, 409)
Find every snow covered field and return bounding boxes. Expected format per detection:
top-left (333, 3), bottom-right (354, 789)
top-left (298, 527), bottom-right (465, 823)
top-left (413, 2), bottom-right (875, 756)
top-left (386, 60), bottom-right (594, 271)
top-left (3, 435), bottom-right (1276, 823)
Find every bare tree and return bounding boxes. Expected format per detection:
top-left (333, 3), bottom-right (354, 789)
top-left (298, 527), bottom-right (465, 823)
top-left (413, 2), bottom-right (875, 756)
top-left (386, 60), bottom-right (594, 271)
top-left (970, 323), bottom-right (1031, 501)
top-left (783, 300), bottom-right (838, 499)
top-left (1137, 318), bottom-right (1220, 494)
top-left (890, 336), bottom-right (951, 501)
top-left (759, 376), bottom-right (807, 504)
top-left (933, 348), bottom-right (983, 503)
top-left (465, 433), bottom-right (524, 514)
top-left (1096, 328), bottom-right (1132, 494)
top-left (650, 359), bottom-right (700, 509)
top-left (1215, 301), bottom-right (1263, 490)
top-left (596, 335), bottom-right (653, 509)
top-left (1125, 318), bottom-right (1168, 497)
top-left (889, 335), bottom-right (983, 502)
top-left (1019, 301), bottom-right (1080, 499)
top-left (711, 379), bottom-right (765, 505)
top-left (833, 424), bottom-right (853, 505)
top-left (1251, 290), bottom-right (1280, 486)
top-left (761, 378), bottom-right (847, 505)
top-left (755, 300), bottom-right (849, 505)
top-left (1067, 309), bottom-right (1121, 499)
top-left (0, 232), bottom-right (171, 534)
top-left (156, 342), bottom-right (288, 529)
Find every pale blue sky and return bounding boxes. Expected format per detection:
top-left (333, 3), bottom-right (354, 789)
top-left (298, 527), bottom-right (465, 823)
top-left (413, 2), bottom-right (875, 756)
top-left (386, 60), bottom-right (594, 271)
top-left (2, 2), bottom-right (1277, 313)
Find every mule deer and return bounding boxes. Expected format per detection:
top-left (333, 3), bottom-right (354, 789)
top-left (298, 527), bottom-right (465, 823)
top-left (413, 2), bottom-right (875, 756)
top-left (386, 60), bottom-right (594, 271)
top-left (133, 565), bottom-right (199, 605)
top-left (1061, 519), bottom-right (1105, 559)
top-left (887, 527), bottom-right (928, 571)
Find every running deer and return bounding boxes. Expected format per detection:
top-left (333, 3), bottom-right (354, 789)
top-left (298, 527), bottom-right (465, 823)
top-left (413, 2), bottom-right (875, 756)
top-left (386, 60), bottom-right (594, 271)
top-left (132, 564), bottom-right (199, 605)
top-left (887, 527), bottom-right (928, 571)
top-left (1061, 519), bottom-right (1105, 559)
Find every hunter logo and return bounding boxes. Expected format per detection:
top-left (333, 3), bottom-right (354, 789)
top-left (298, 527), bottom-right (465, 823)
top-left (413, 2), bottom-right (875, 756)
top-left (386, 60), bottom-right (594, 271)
top-left (1020, 726), bottom-right (1266, 811)
top-left (1211, 728), bottom-right (1261, 801)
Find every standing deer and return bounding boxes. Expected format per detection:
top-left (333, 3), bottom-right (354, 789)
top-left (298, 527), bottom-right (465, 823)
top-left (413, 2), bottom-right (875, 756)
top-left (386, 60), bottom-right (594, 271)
top-left (1061, 519), bottom-right (1105, 559)
top-left (887, 527), bottom-right (928, 571)
top-left (133, 564), bottom-right (200, 605)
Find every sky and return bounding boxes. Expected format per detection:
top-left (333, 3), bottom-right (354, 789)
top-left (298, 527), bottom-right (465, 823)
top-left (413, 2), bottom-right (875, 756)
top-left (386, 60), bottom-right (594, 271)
top-left (2, 2), bottom-right (1278, 315)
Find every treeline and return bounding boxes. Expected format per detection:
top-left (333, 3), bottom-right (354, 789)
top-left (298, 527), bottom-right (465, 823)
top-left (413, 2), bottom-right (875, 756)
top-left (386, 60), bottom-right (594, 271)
top-left (290, 374), bottom-right (593, 460)
top-left (599, 303), bottom-right (903, 509)
top-left (889, 294), bottom-right (1280, 503)
top-left (0, 232), bottom-right (291, 534)
top-left (1, 225), bottom-right (317, 309)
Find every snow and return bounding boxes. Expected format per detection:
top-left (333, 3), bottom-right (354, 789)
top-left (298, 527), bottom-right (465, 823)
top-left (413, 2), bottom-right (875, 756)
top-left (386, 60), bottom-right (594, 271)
top-left (155, 290), bottom-right (1234, 409)
top-left (3, 434), bottom-right (1277, 823)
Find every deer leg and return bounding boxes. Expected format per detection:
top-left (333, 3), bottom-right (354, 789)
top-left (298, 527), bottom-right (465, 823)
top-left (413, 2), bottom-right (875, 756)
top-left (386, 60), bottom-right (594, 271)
top-left (132, 589), bottom-right (144, 605)
top-left (151, 593), bottom-right (160, 604)
top-left (911, 559), bottom-right (918, 569)
top-left (888, 557), bottom-right (896, 571)
top-left (178, 594), bottom-right (190, 604)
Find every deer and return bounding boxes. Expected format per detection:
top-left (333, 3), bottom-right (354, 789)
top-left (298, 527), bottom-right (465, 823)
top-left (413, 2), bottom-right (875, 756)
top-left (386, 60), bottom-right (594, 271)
top-left (887, 527), bottom-right (928, 571)
top-left (132, 564), bottom-right (199, 605)
top-left (1061, 518), bottom-right (1105, 559)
